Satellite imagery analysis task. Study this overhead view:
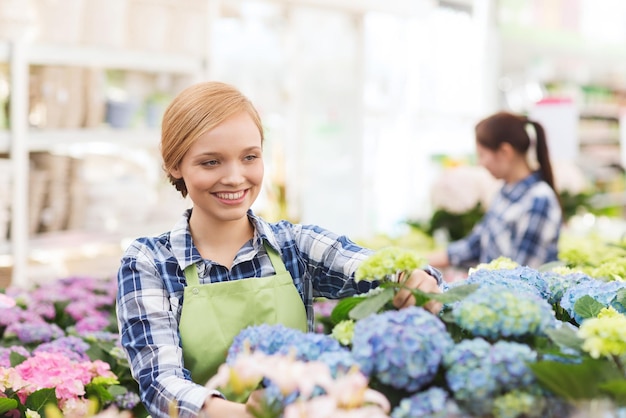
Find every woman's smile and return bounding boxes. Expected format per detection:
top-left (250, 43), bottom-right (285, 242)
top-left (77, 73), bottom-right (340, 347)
top-left (214, 190), bottom-right (247, 204)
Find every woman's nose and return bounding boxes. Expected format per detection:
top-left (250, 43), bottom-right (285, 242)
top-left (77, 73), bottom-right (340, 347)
top-left (221, 163), bottom-right (245, 185)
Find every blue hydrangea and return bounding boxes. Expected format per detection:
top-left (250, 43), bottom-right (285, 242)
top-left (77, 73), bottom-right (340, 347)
top-left (258, 381), bottom-right (300, 413)
top-left (351, 307), bottom-right (453, 392)
top-left (539, 271), bottom-right (594, 306)
top-left (317, 349), bottom-right (358, 378)
top-left (444, 338), bottom-right (538, 416)
top-left (560, 279), bottom-right (626, 324)
top-left (4, 321), bottom-right (65, 344)
top-left (114, 391), bottom-right (141, 410)
top-left (33, 335), bottom-right (90, 361)
top-left (227, 324), bottom-right (345, 364)
top-left (391, 387), bottom-right (461, 418)
top-left (465, 266), bottom-right (550, 299)
top-left (451, 285), bottom-right (556, 339)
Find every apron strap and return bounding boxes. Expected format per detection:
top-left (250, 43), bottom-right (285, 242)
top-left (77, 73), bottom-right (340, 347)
top-left (264, 242), bottom-right (287, 275)
top-left (184, 262), bottom-right (200, 286)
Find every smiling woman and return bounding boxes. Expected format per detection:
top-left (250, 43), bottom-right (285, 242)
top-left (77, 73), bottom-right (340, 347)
top-left (115, 80), bottom-right (444, 418)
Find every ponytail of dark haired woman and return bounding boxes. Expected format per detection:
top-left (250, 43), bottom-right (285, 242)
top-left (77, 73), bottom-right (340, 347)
top-left (527, 119), bottom-right (563, 215)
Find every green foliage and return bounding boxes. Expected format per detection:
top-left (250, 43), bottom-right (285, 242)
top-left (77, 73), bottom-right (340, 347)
top-left (348, 288), bottom-right (395, 320)
top-left (24, 388), bottom-right (58, 416)
top-left (545, 326), bottom-right (584, 353)
top-left (530, 358), bottom-right (623, 401)
top-left (10, 351), bottom-right (27, 367)
top-left (574, 295), bottom-right (607, 320)
top-left (408, 203), bottom-right (485, 242)
top-left (0, 398), bottom-right (19, 415)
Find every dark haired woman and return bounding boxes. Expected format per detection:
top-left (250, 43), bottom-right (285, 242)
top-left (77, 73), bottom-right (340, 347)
top-left (428, 111), bottom-right (563, 269)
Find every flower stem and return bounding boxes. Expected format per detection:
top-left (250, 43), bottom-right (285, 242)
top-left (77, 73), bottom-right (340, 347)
top-left (611, 354), bottom-right (626, 377)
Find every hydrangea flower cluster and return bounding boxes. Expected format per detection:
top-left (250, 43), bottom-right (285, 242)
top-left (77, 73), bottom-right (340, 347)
top-left (33, 335), bottom-right (91, 362)
top-left (227, 324), bottom-right (346, 365)
top-left (464, 266), bottom-right (550, 300)
top-left (578, 306), bottom-right (626, 359)
top-left (391, 387), bottom-right (461, 418)
top-left (560, 279), bottom-right (626, 324)
top-left (351, 307), bottom-right (453, 392)
top-left (468, 256), bottom-right (519, 274)
top-left (1, 351), bottom-right (118, 414)
top-left (443, 338), bottom-right (538, 416)
top-left (451, 285), bottom-right (557, 339)
top-left (4, 321), bottom-right (66, 344)
top-left (209, 350), bottom-right (390, 418)
top-left (491, 390), bottom-right (546, 418)
top-left (331, 319), bottom-right (355, 346)
top-left (539, 270), bottom-right (593, 306)
top-left (354, 246), bottom-right (426, 283)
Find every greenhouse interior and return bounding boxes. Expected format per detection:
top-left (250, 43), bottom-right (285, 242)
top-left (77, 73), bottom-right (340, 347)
top-left (1, 0), bottom-right (626, 417)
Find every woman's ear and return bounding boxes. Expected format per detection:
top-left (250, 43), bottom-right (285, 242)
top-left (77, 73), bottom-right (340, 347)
top-left (498, 142), bottom-right (516, 159)
top-left (169, 165), bottom-right (182, 180)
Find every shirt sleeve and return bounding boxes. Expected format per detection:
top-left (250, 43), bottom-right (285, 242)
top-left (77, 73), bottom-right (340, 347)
top-left (446, 221), bottom-right (484, 267)
top-left (116, 244), bottom-right (214, 418)
top-left (294, 224), bottom-right (443, 296)
top-left (294, 224), bottom-right (376, 298)
top-left (511, 195), bottom-right (560, 268)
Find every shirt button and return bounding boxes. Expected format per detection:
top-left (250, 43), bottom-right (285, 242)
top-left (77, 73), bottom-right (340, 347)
top-left (192, 288), bottom-right (199, 295)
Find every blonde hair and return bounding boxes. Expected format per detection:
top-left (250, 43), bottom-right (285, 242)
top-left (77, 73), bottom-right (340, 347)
top-left (161, 81), bottom-right (264, 197)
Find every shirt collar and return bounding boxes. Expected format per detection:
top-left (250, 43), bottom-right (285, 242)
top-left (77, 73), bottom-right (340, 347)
top-left (500, 171), bottom-right (542, 202)
top-left (170, 208), bottom-right (281, 271)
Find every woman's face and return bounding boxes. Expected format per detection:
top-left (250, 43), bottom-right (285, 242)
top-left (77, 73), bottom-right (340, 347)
top-left (476, 141), bottom-right (507, 180)
top-left (170, 111), bottom-right (264, 224)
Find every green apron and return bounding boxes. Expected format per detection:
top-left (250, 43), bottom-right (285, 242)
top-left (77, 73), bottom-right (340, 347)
top-left (179, 244), bottom-right (308, 385)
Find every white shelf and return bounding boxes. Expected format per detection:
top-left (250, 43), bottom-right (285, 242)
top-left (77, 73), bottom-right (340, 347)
top-left (0, 41), bottom-right (204, 74)
top-left (26, 43), bottom-right (205, 74)
top-left (0, 128), bottom-right (160, 154)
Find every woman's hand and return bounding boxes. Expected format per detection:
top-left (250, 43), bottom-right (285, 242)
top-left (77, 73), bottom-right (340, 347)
top-left (392, 269), bottom-right (443, 314)
top-left (202, 396), bottom-right (251, 417)
top-left (245, 389), bottom-right (265, 415)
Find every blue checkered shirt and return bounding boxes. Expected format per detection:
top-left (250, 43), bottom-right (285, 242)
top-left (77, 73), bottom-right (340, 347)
top-left (117, 209), bottom-right (442, 418)
top-left (447, 172), bottom-right (562, 269)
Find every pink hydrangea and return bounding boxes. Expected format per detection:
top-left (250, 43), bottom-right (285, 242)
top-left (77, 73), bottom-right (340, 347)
top-left (0, 293), bottom-right (16, 309)
top-left (11, 352), bottom-right (116, 408)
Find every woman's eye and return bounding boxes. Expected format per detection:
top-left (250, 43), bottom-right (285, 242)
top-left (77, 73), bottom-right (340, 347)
top-left (244, 155), bottom-right (259, 161)
top-left (201, 160), bottom-right (219, 166)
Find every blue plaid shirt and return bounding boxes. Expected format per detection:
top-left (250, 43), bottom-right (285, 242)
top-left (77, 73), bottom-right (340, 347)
top-left (447, 172), bottom-right (562, 268)
top-left (117, 209), bottom-right (443, 418)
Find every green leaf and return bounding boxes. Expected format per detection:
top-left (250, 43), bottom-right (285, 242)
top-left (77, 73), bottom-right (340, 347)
top-left (545, 325), bottom-right (584, 352)
top-left (410, 289), bottom-right (431, 307)
top-left (574, 295), bottom-right (605, 320)
top-left (106, 384), bottom-right (128, 398)
top-left (530, 358), bottom-right (623, 401)
top-left (428, 283), bottom-right (479, 304)
top-left (331, 297), bottom-right (366, 324)
top-left (24, 388), bottom-right (58, 414)
top-left (348, 288), bottom-right (395, 320)
top-left (9, 351), bottom-right (27, 367)
top-left (600, 379), bottom-right (626, 405)
top-left (616, 288), bottom-right (626, 310)
top-left (86, 382), bottom-right (115, 403)
top-left (0, 397), bottom-right (19, 415)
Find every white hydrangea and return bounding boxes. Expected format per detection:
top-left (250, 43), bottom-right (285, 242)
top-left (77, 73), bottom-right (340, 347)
top-left (430, 165), bottom-right (501, 214)
top-left (552, 160), bottom-right (591, 195)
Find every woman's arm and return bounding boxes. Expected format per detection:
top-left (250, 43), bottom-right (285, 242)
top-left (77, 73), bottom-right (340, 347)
top-left (117, 244), bottom-right (212, 418)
